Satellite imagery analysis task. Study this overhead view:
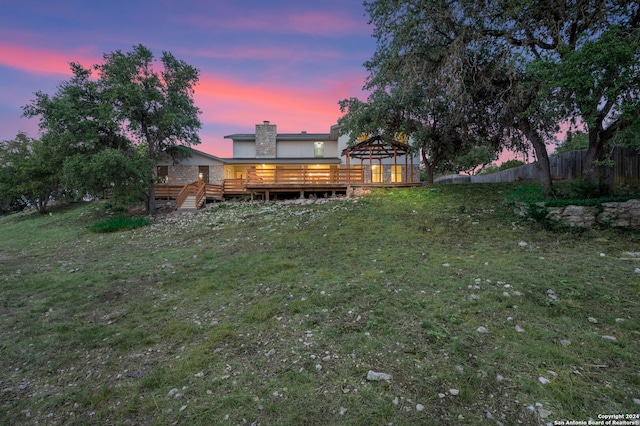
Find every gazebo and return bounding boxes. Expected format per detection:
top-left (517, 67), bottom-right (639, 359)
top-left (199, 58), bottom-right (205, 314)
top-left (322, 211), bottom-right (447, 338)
top-left (341, 135), bottom-right (416, 183)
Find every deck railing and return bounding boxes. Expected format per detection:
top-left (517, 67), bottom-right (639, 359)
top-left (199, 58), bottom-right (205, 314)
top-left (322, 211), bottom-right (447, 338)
top-left (176, 180), bottom-right (206, 209)
top-left (246, 167), bottom-right (363, 185)
top-left (223, 179), bottom-right (247, 193)
top-left (155, 184), bottom-right (184, 199)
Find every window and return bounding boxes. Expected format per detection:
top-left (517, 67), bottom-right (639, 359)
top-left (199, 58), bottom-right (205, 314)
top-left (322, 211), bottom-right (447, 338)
top-left (371, 164), bottom-right (383, 183)
top-left (198, 166), bottom-right (209, 183)
top-left (314, 142), bottom-right (324, 158)
top-left (157, 166), bottom-right (168, 183)
top-left (391, 165), bottom-right (403, 183)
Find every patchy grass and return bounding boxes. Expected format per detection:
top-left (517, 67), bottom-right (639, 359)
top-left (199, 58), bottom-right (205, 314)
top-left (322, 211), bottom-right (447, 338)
top-left (88, 215), bottom-right (151, 233)
top-left (0, 184), bottom-right (638, 425)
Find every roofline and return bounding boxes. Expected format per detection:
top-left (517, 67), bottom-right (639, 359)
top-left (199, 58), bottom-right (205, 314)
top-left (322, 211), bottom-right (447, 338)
top-left (224, 133), bottom-right (337, 141)
top-left (223, 157), bottom-right (342, 165)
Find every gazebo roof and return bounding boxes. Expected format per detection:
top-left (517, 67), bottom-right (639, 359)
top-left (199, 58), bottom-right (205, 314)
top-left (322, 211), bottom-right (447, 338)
top-left (341, 135), bottom-right (410, 159)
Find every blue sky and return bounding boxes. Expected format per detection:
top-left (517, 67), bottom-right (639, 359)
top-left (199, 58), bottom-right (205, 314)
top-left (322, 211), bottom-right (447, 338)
top-left (0, 0), bottom-right (375, 157)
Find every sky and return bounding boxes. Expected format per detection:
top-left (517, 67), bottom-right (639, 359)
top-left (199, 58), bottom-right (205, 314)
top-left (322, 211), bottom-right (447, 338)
top-left (0, 0), bottom-right (376, 158)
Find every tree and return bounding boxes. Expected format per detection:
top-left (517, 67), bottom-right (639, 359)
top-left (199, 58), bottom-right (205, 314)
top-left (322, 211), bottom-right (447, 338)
top-left (0, 133), bottom-right (60, 213)
top-left (360, 0), bottom-right (639, 194)
top-left (98, 45), bottom-right (202, 213)
top-left (359, 0), bottom-right (551, 188)
top-left (23, 44), bottom-right (202, 213)
top-left (532, 26), bottom-right (640, 191)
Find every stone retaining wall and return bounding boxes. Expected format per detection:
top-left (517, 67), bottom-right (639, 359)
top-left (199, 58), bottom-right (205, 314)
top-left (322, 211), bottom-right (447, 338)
top-left (517, 199), bottom-right (640, 229)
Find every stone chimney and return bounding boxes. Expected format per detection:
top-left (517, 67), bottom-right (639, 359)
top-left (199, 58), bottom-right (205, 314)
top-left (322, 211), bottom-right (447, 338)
top-left (255, 120), bottom-right (276, 158)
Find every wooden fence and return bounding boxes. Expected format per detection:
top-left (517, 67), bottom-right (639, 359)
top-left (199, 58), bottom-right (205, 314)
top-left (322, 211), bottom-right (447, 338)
top-left (471, 147), bottom-right (640, 185)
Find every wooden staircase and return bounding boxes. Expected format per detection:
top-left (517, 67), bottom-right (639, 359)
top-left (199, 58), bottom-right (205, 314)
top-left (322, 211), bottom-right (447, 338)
top-left (175, 180), bottom-right (223, 210)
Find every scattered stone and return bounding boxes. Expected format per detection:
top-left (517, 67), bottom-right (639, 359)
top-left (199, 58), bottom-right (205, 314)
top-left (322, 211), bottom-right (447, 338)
top-left (392, 397), bottom-right (399, 405)
top-left (416, 404), bottom-right (425, 411)
top-left (538, 407), bottom-right (552, 418)
top-left (455, 365), bottom-right (464, 372)
top-left (560, 339), bottom-right (571, 347)
top-left (367, 370), bottom-right (392, 381)
top-left (615, 318), bottom-right (625, 323)
top-left (322, 355), bottom-right (331, 361)
top-left (486, 412), bottom-right (494, 420)
top-left (538, 376), bottom-right (550, 385)
top-left (168, 388), bottom-right (179, 397)
top-left (127, 370), bottom-right (147, 378)
top-left (518, 241), bottom-right (528, 247)
top-left (266, 349), bottom-right (275, 357)
top-left (600, 253), bottom-right (606, 257)
top-left (601, 335), bottom-right (617, 342)
top-left (547, 289), bottom-right (558, 300)
top-left (514, 325), bottom-right (525, 333)
top-left (442, 263), bottom-right (450, 267)
top-left (588, 317), bottom-right (598, 324)
top-left (496, 374), bottom-right (504, 382)
top-left (179, 405), bottom-right (187, 412)
top-left (477, 326), bottom-right (488, 333)
top-left (438, 393), bottom-right (446, 399)
top-left (635, 268), bottom-right (640, 274)
top-left (315, 364), bottom-right (322, 371)
top-left (194, 371), bottom-right (204, 378)
top-left (633, 398), bottom-right (640, 405)
top-left (449, 389), bottom-right (459, 396)
top-left (468, 294), bottom-right (480, 301)
top-left (547, 370), bottom-right (557, 377)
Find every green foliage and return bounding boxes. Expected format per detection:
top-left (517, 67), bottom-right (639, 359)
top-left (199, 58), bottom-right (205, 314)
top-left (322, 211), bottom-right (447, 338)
top-left (0, 133), bottom-right (60, 213)
top-left (554, 132), bottom-right (589, 155)
top-left (88, 215), bottom-right (150, 233)
top-left (498, 159), bottom-right (525, 171)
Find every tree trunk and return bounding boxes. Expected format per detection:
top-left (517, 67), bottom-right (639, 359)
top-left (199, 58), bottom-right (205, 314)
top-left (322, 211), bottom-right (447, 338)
top-left (422, 151), bottom-right (435, 184)
top-left (517, 119), bottom-right (552, 194)
top-left (583, 129), bottom-right (614, 195)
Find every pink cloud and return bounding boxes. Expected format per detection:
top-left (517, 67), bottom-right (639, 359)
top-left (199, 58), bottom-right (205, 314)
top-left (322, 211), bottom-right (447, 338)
top-left (0, 41), bottom-right (97, 76)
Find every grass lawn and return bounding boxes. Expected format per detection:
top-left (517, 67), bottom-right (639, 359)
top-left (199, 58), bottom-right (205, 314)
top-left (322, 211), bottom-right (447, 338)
top-left (0, 182), bottom-right (638, 425)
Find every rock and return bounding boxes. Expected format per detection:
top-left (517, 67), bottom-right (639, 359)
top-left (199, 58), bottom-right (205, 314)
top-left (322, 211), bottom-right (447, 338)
top-left (515, 325), bottom-right (525, 333)
top-left (315, 364), bottom-right (322, 371)
top-left (547, 289), bottom-right (558, 300)
top-left (538, 408), bottom-right (552, 418)
top-left (588, 317), bottom-right (598, 324)
top-left (339, 407), bottom-right (347, 415)
top-left (438, 393), bottom-right (446, 398)
top-left (468, 294), bottom-right (480, 301)
top-left (601, 335), bottom-right (617, 342)
top-left (518, 241), bottom-right (528, 247)
top-left (560, 339), bottom-right (571, 347)
top-left (449, 389), bottom-right (459, 396)
top-left (538, 376), bottom-right (550, 385)
top-left (168, 388), bottom-right (179, 397)
top-left (477, 326), bottom-right (488, 333)
top-left (416, 404), bottom-right (425, 411)
top-left (496, 374), bottom-right (504, 382)
top-left (367, 370), bottom-right (392, 381)
top-left (633, 398), bottom-right (640, 405)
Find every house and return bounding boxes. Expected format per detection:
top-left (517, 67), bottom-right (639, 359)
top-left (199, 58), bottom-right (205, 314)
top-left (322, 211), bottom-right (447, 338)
top-left (155, 121), bottom-right (420, 206)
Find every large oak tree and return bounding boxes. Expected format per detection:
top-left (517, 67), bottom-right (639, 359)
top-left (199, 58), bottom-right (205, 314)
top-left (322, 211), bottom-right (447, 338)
top-left (24, 44), bottom-right (202, 213)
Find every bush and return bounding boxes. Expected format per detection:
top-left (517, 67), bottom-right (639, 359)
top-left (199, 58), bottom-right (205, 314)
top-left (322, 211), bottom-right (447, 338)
top-left (88, 215), bottom-right (150, 233)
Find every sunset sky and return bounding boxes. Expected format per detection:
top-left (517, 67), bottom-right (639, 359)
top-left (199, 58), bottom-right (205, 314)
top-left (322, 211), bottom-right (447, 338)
top-left (0, 1), bottom-right (376, 157)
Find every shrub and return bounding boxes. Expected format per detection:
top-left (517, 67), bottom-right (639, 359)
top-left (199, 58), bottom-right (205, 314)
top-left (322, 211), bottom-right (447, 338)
top-left (88, 215), bottom-right (150, 233)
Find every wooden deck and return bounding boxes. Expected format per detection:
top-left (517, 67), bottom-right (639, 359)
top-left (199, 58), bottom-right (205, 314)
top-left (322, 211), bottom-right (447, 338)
top-left (156, 167), bottom-right (419, 207)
